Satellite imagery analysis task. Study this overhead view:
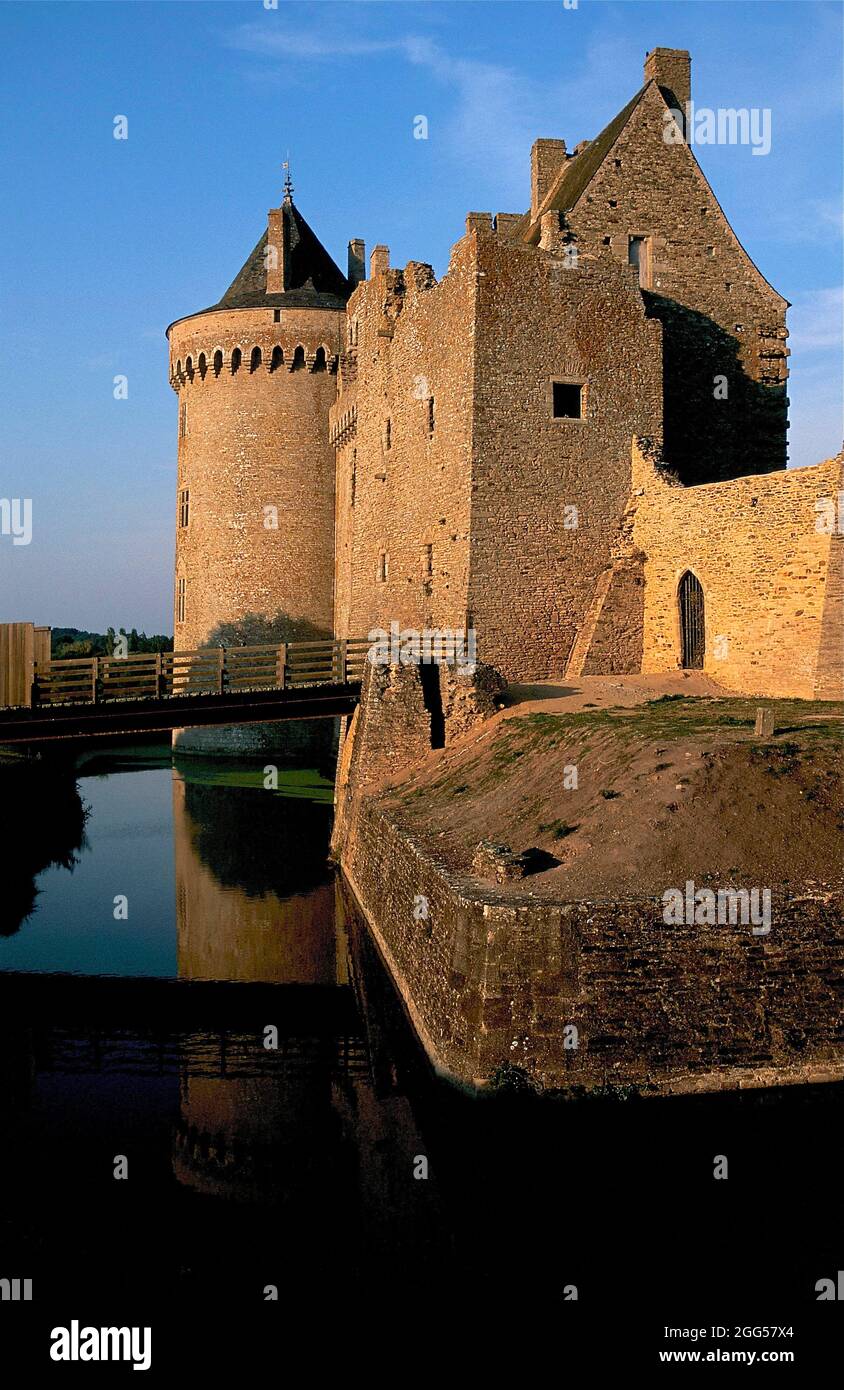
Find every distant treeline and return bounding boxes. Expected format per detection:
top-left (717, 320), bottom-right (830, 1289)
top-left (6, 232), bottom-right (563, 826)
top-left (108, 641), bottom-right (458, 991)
top-left (51, 627), bottom-right (174, 659)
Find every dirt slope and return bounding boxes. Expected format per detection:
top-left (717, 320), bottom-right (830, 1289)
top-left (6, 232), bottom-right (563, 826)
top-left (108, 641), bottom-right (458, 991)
top-left (380, 696), bottom-right (844, 899)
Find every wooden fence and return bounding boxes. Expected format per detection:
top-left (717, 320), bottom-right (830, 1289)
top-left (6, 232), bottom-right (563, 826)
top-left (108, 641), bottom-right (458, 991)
top-left (28, 638), bottom-right (372, 708)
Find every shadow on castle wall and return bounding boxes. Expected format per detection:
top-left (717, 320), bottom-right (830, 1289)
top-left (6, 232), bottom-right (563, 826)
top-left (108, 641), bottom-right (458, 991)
top-left (645, 295), bottom-right (787, 484)
top-left (203, 611), bottom-right (333, 649)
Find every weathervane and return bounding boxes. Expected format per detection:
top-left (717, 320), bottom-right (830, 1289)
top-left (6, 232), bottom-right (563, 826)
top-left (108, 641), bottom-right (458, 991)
top-left (282, 154), bottom-right (293, 203)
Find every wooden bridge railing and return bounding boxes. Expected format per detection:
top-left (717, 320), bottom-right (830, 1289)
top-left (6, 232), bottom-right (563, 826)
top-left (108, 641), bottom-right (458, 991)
top-left (30, 638), bottom-right (372, 708)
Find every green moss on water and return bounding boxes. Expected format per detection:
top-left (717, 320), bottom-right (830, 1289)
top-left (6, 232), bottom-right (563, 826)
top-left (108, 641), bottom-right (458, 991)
top-left (175, 761), bottom-right (335, 803)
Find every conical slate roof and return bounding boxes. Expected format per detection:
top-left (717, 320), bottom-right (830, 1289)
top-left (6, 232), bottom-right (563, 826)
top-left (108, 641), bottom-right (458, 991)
top-left (169, 198), bottom-right (351, 330)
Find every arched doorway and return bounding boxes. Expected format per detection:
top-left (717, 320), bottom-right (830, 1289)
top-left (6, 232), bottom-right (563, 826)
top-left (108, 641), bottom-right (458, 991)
top-left (678, 571), bottom-right (705, 669)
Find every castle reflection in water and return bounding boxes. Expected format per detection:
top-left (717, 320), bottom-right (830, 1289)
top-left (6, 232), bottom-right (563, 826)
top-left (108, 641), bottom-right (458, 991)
top-left (0, 755), bottom-right (450, 1301)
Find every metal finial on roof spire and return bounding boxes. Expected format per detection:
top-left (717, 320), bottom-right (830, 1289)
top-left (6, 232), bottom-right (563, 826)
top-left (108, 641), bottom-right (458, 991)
top-left (282, 155), bottom-right (293, 204)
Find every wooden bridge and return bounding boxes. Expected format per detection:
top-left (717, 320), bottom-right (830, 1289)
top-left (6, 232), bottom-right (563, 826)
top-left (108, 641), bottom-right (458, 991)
top-left (0, 631), bottom-right (371, 743)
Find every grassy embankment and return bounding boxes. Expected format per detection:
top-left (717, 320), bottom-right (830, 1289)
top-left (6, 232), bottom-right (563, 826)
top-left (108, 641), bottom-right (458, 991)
top-left (382, 696), bottom-right (844, 898)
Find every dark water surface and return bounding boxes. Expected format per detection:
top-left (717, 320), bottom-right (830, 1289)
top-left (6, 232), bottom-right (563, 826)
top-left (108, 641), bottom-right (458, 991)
top-left (0, 741), bottom-right (840, 1367)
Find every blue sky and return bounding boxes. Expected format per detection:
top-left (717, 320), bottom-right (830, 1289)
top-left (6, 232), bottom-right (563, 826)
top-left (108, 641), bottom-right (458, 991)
top-left (1, 0), bottom-right (841, 633)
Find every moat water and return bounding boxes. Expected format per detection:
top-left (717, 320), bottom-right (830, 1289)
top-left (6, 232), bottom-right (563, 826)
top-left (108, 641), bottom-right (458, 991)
top-left (0, 740), bottom-right (839, 1359)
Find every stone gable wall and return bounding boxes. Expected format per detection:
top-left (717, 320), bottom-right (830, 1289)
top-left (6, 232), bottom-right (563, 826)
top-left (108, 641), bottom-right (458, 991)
top-left (563, 82), bottom-right (788, 481)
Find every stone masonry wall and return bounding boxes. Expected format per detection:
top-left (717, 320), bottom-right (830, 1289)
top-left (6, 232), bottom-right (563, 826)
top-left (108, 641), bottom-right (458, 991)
top-left (468, 231), bottom-right (662, 680)
top-left (632, 442), bottom-right (844, 698)
top-left (332, 243), bottom-right (477, 645)
top-left (340, 797), bottom-right (843, 1094)
top-left (571, 555), bottom-right (646, 676)
top-left (331, 658), bottom-right (502, 857)
top-left (562, 80), bottom-right (788, 481)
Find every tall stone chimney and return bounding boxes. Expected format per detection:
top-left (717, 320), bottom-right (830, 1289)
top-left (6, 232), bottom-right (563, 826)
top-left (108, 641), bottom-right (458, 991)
top-left (644, 47), bottom-right (691, 119)
top-left (266, 206), bottom-right (288, 294)
top-left (530, 138), bottom-right (567, 221)
top-left (347, 238), bottom-right (366, 287)
top-left (370, 244), bottom-right (390, 278)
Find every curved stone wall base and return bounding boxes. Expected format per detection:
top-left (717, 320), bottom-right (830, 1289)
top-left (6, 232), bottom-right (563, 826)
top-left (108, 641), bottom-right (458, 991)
top-left (172, 718), bottom-right (339, 763)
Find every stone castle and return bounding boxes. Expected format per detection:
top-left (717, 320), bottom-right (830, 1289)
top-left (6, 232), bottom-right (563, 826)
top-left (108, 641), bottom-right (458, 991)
top-left (168, 47), bottom-right (842, 705)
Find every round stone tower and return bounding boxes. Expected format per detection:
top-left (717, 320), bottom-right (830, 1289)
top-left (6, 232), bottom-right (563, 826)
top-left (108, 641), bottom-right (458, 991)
top-left (166, 178), bottom-right (362, 756)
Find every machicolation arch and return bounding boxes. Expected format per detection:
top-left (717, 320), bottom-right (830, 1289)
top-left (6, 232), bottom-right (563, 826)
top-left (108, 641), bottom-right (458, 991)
top-left (169, 338), bottom-right (339, 390)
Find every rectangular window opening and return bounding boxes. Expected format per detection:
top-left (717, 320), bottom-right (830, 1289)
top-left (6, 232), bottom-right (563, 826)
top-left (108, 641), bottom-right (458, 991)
top-left (178, 488), bottom-right (190, 528)
top-left (377, 552), bottom-right (388, 583)
top-left (273, 309), bottom-right (281, 323)
top-left (176, 577), bottom-right (186, 624)
top-left (427, 397), bottom-right (435, 436)
top-left (552, 381), bottom-right (584, 420)
top-left (628, 235), bottom-right (651, 288)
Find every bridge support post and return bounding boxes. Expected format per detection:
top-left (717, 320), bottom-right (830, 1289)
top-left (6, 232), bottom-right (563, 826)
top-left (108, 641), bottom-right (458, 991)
top-left (338, 639), bottom-right (348, 683)
top-left (277, 643), bottom-right (287, 690)
top-left (155, 652), bottom-right (164, 699)
top-left (91, 657), bottom-right (99, 704)
top-left (217, 647), bottom-right (225, 694)
top-left (0, 623), bottom-right (50, 709)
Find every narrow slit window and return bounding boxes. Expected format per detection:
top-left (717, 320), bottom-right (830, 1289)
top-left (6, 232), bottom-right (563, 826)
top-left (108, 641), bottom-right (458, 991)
top-left (427, 397), bottom-right (435, 436)
top-left (179, 401), bottom-right (187, 438)
top-left (178, 488), bottom-right (190, 528)
top-left (384, 418), bottom-right (392, 451)
top-left (552, 381), bottom-right (584, 420)
top-left (423, 543), bottom-right (433, 576)
top-left (176, 577), bottom-right (186, 624)
top-left (377, 552), bottom-right (388, 583)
